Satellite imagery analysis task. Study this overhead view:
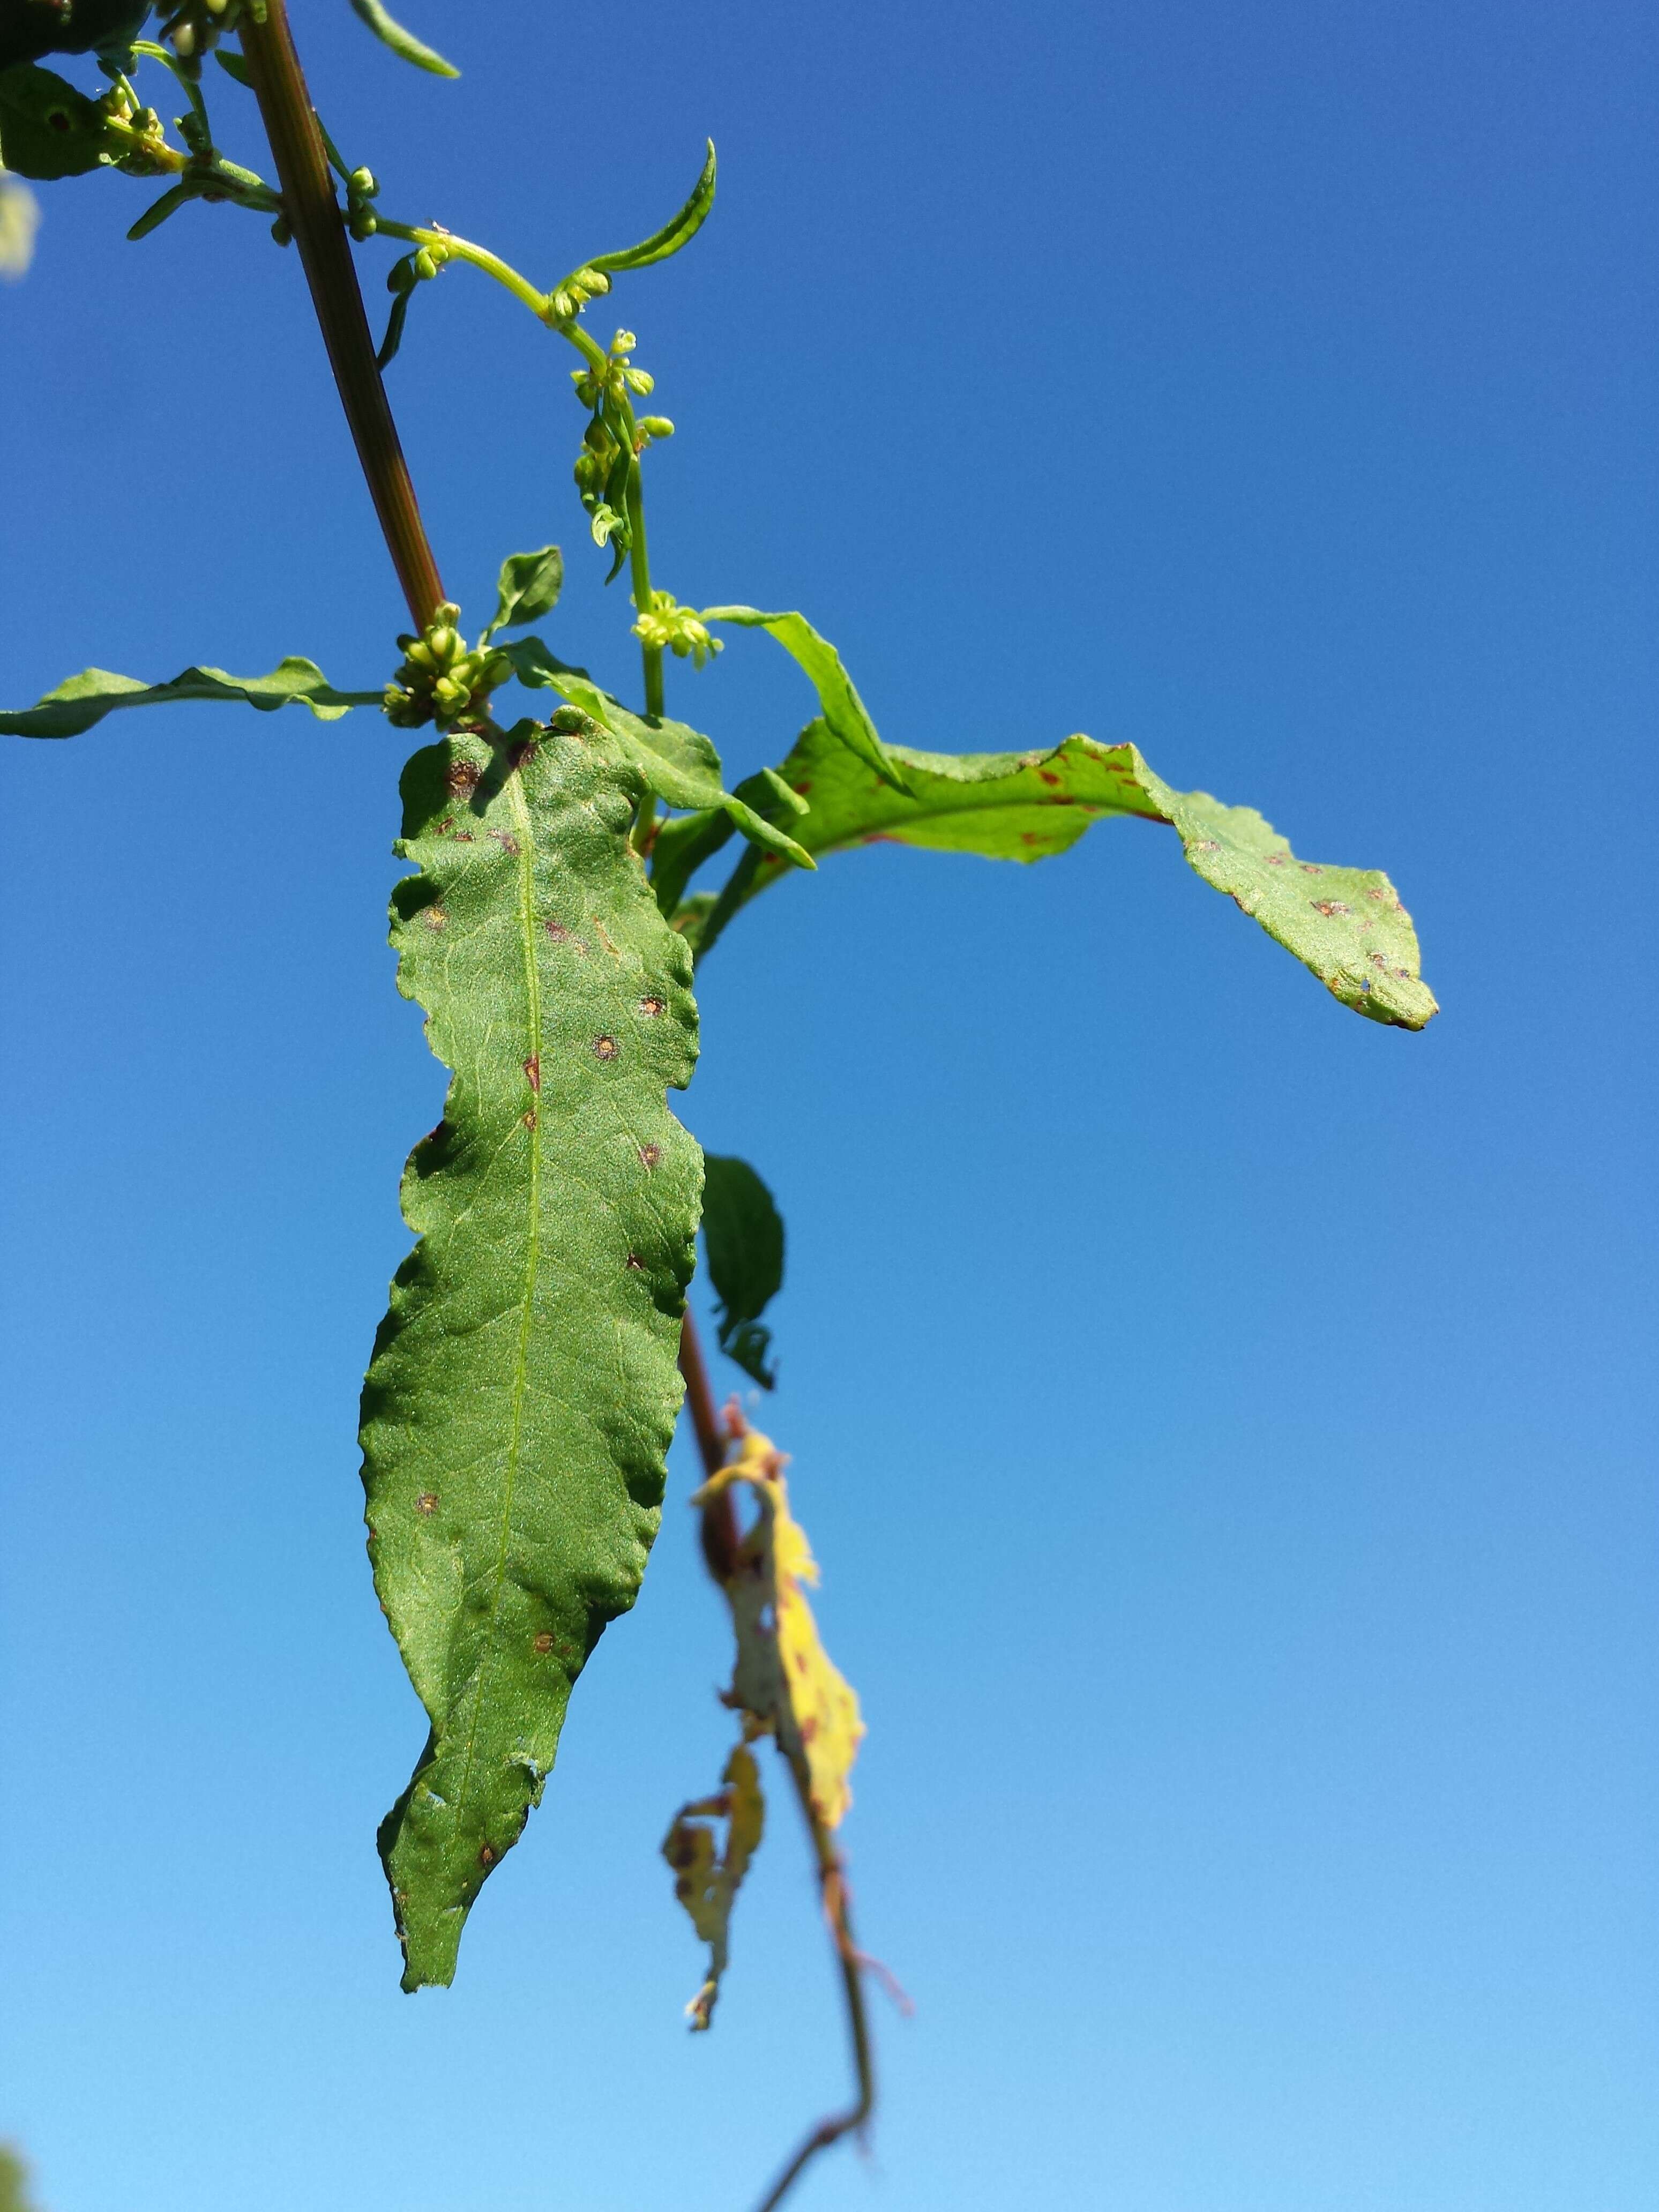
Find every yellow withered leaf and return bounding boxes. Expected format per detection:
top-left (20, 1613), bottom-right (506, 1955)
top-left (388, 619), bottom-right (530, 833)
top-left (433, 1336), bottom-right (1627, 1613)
top-left (693, 1424), bottom-right (866, 1832)
top-left (661, 1743), bottom-right (766, 2030)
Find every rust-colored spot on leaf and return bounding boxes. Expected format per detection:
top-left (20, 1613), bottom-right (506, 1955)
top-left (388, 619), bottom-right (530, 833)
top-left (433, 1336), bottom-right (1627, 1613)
top-left (1312, 899), bottom-right (1353, 918)
top-left (489, 829), bottom-right (520, 857)
top-left (524, 1055), bottom-right (541, 1092)
top-left (626, 1253), bottom-right (645, 1271)
top-left (593, 1035), bottom-right (619, 1061)
top-left (417, 1493), bottom-right (438, 1516)
top-left (422, 906), bottom-right (447, 931)
top-left (478, 1843), bottom-right (497, 1869)
top-left (524, 1109), bottom-right (537, 1129)
top-left (639, 1142), bottom-right (661, 1169)
top-left (534, 1631), bottom-right (555, 1654)
top-left (445, 759), bottom-right (481, 798)
top-left (638, 995), bottom-right (665, 1018)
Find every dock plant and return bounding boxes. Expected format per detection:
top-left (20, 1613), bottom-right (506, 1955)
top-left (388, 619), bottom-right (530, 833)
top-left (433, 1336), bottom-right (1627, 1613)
top-left (0, 4), bottom-right (1438, 2202)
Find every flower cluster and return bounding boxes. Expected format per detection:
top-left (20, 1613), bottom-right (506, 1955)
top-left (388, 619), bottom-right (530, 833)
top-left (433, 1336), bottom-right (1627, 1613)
top-left (383, 604), bottom-right (512, 730)
top-left (632, 593), bottom-right (721, 669)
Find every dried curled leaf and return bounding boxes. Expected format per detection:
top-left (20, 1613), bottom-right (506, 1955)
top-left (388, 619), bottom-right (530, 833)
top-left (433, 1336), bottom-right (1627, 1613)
top-left (696, 1424), bottom-right (864, 1831)
top-left (662, 1743), bottom-right (765, 2030)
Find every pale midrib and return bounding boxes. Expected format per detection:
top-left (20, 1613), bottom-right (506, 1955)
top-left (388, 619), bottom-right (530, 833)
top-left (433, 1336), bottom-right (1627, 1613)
top-left (454, 771), bottom-right (542, 1818)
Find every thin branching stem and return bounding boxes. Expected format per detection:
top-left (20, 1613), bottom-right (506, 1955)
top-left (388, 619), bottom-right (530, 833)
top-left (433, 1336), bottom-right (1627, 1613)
top-left (679, 1321), bottom-right (878, 2212)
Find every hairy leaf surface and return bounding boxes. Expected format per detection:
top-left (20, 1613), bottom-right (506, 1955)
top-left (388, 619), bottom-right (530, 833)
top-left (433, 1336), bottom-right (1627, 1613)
top-left (701, 1155), bottom-right (784, 1388)
top-left (0, 657), bottom-right (378, 737)
top-left (362, 721), bottom-right (702, 1989)
top-left (704, 720), bottom-right (1436, 1028)
top-left (699, 607), bottom-right (913, 793)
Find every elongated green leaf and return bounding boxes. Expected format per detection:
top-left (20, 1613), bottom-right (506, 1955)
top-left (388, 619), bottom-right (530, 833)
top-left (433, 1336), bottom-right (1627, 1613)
top-left (484, 545), bottom-right (564, 639)
top-left (362, 721), bottom-right (704, 1990)
top-left (0, 656), bottom-right (380, 738)
top-left (649, 806), bottom-right (735, 919)
top-left (703, 719), bottom-right (1437, 1027)
top-left (345, 0), bottom-right (459, 77)
top-left (499, 636), bottom-right (814, 872)
top-left (589, 140), bottom-right (715, 274)
top-left (701, 1155), bottom-right (784, 1388)
top-left (699, 606), bottom-right (912, 793)
top-left (0, 62), bottom-right (109, 178)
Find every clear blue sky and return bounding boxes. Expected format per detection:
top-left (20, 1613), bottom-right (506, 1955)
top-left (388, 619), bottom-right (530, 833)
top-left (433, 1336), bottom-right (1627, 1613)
top-left (2, 3), bottom-right (1654, 2208)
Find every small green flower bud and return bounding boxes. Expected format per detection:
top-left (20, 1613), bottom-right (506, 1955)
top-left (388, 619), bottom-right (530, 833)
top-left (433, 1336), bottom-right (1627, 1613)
top-left (624, 368), bottom-right (654, 396)
top-left (413, 248), bottom-right (438, 281)
top-left (637, 416), bottom-right (675, 440)
top-left (349, 167), bottom-right (378, 199)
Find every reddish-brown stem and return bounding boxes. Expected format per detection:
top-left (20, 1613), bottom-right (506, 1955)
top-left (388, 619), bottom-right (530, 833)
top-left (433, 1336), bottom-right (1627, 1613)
top-left (238, 0), bottom-right (444, 629)
top-left (236, 32), bottom-right (875, 2202)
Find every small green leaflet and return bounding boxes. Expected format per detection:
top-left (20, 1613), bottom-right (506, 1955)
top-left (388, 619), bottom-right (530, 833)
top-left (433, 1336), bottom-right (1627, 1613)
top-left (0, 63), bottom-right (109, 179)
top-left (345, 0), bottom-right (459, 78)
top-left (0, 657), bottom-right (381, 738)
top-left (698, 720), bottom-right (1438, 1028)
top-left (700, 606), bottom-right (913, 794)
top-left (499, 637), bottom-right (814, 872)
top-left (362, 721), bottom-right (704, 1990)
top-left (588, 140), bottom-right (716, 275)
top-left (483, 545), bottom-right (564, 641)
top-left (701, 1155), bottom-right (785, 1388)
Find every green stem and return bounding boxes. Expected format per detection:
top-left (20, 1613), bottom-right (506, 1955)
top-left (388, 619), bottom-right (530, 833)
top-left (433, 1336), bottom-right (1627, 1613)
top-left (373, 216), bottom-right (556, 324)
top-left (237, 0), bottom-right (444, 629)
top-left (626, 456), bottom-right (665, 720)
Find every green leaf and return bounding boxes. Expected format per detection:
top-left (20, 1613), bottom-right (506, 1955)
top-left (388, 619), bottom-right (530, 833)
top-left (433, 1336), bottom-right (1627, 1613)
top-left (0, 2142), bottom-right (37, 2212)
top-left (704, 720), bottom-right (1438, 1028)
top-left (0, 62), bottom-right (110, 178)
top-left (362, 720), bottom-right (703, 1989)
top-left (484, 545), bottom-right (564, 640)
top-left (345, 0), bottom-right (459, 78)
top-left (701, 1155), bottom-right (785, 1388)
top-left (0, 656), bottom-right (382, 738)
top-left (1, 1), bottom-right (147, 70)
top-left (649, 806), bottom-right (735, 919)
top-left (498, 636), bottom-right (815, 873)
top-left (699, 606), bottom-right (913, 794)
top-left (588, 139), bottom-right (715, 274)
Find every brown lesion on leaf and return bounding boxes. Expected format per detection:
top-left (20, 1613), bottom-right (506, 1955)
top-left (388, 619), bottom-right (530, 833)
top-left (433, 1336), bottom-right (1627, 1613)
top-left (593, 1035), bottom-right (619, 1061)
top-left (416, 1493), bottom-right (439, 1516)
